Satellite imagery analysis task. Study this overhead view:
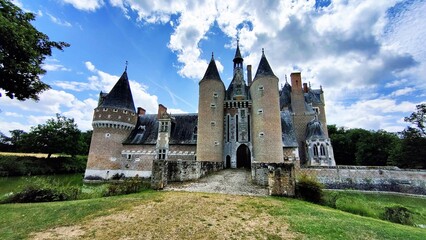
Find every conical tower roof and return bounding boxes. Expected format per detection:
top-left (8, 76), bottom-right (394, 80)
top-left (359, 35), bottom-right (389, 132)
top-left (233, 41), bottom-right (243, 63)
top-left (254, 49), bottom-right (276, 78)
top-left (201, 54), bottom-right (222, 82)
top-left (99, 70), bottom-right (136, 112)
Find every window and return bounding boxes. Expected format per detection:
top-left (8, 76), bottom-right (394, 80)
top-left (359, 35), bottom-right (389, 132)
top-left (211, 121), bottom-right (216, 126)
top-left (313, 144), bottom-right (319, 157)
top-left (257, 109), bottom-right (263, 114)
top-left (160, 121), bottom-right (169, 132)
top-left (313, 107), bottom-right (320, 115)
top-left (210, 103), bottom-right (216, 108)
top-left (123, 110), bottom-right (128, 114)
top-left (259, 132), bottom-right (264, 138)
top-left (158, 149), bottom-right (166, 160)
top-left (320, 144), bottom-right (326, 156)
top-left (105, 133), bottom-right (111, 138)
top-left (214, 141), bottom-right (219, 146)
top-left (103, 108), bottom-right (108, 111)
top-left (127, 154), bottom-right (132, 160)
top-left (192, 126), bottom-right (198, 140)
top-left (213, 92), bottom-right (218, 98)
top-left (113, 109), bottom-right (118, 112)
top-left (258, 85), bottom-right (264, 91)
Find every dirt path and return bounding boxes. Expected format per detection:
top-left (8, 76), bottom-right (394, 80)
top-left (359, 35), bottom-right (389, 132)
top-left (165, 169), bottom-right (268, 196)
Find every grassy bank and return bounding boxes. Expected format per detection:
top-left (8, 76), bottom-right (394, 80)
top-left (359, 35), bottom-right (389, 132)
top-left (323, 190), bottom-right (426, 226)
top-left (0, 191), bottom-right (425, 239)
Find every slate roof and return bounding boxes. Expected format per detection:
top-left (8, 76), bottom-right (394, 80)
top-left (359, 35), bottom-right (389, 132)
top-left (254, 50), bottom-right (276, 79)
top-left (304, 89), bottom-right (322, 104)
top-left (99, 71), bottom-right (136, 112)
top-left (124, 114), bottom-right (198, 145)
top-left (233, 43), bottom-right (243, 63)
top-left (306, 117), bottom-right (327, 141)
top-left (200, 55), bottom-right (222, 83)
top-left (279, 82), bottom-right (292, 109)
top-left (281, 110), bottom-right (298, 147)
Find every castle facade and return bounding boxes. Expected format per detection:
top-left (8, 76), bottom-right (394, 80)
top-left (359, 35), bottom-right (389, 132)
top-left (84, 44), bottom-right (335, 180)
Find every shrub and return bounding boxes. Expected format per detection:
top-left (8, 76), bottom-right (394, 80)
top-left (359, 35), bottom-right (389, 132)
top-left (103, 177), bottom-right (149, 197)
top-left (111, 173), bottom-right (125, 180)
top-left (1, 177), bottom-right (81, 203)
top-left (296, 174), bottom-right (323, 203)
top-left (382, 205), bottom-right (414, 225)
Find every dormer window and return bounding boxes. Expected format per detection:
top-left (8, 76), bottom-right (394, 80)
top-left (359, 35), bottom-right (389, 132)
top-left (113, 109), bottom-right (118, 112)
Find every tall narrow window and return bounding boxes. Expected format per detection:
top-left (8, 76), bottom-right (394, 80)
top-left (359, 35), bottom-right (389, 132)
top-left (236, 115), bottom-right (239, 142)
top-left (227, 115), bottom-right (230, 142)
top-left (247, 115), bottom-right (251, 142)
top-left (192, 126), bottom-right (197, 141)
top-left (320, 144), bottom-right (326, 156)
top-left (313, 144), bottom-right (319, 157)
top-left (160, 122), bottom-right (169, 132)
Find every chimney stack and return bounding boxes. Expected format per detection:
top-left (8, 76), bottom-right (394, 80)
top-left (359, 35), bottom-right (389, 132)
top-left (303, 83), bottom-right (308, 93)
top-left (157, 104), bottom-right (167, 119)
top-left (290, 72), bottom-right (302, 93)
top-left (137, 107), bottom-right (146, 116)
top-left (247, 65), bottom-right (252, 86)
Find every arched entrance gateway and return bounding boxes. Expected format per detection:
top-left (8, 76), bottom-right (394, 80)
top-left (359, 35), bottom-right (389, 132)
top-left (236, 144), bottom-right (251, 168)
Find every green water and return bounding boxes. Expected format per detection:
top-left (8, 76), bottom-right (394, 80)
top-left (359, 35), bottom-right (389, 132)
top-left (0, 173), bottom-right (85, 196)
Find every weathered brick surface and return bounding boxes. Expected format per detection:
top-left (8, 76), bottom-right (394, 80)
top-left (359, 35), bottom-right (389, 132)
top-left (268, 163), bottom-right (295, 197)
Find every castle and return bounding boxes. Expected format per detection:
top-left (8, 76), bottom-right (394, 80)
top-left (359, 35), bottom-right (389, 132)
top-left (84, 44), bottom-right (335, 180)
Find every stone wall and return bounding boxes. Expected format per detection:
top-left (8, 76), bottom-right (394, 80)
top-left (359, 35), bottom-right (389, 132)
top-left (299, 166), bottom-right (426, 195)
top-left (252, 162), bottom-right (295, 197)
top-left (151, 159), bottom-right (223, 189)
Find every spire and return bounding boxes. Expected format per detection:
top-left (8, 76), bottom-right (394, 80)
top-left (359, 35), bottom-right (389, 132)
top-left (99, 70), bottom-right (136, 112)
top-left (201, 53), bottom-right (222, 82)
top-left (233, 39), bottom-right (243, 69)
top-left (254, 48), bottom-right (276, 79)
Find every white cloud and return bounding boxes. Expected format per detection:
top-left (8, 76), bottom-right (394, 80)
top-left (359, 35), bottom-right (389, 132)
top-left (62, 0), bottom-right (104, 11)
top-left (47, 13), bottom-right (72, 27)
top-left (385, 79), bottom-right (408, 88)
top-left (389, 87), bottom-right (415, 97)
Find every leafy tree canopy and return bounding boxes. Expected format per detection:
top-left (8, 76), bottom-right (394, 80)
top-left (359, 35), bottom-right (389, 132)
top-left (0, 0), bottom-right (69, 100)
top-left (20, 114), bottom-right (81, 158)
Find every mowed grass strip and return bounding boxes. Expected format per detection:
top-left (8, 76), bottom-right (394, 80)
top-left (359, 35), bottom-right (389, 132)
top-left (1, 191), bottom-right (425, 240)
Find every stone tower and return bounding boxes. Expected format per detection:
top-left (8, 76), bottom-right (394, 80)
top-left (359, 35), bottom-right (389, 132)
top-left (223, 42), bottom-right (253, 168)
top-left (84, 69), bottom-right (138, 179)
top-left (197, 55), bottom-right (225, 162)
top-left (249, 50), bottom-right (283, 163)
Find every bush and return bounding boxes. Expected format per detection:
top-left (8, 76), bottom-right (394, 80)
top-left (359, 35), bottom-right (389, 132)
top-left (1, 177), bottom-right (81, 203)
top-left (103, 177), bottom-right (149, 197)
top-left (382, 205), bottom-right (414, 225)
top-left (296, 174), bottom-right (323, 203)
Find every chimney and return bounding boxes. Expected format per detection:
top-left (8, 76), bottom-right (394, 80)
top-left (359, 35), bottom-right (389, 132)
top-left (137, 107), bottom-right (146, 116)
top-left (247, 65), bottom-right (252, 86)
top-left (290, 72), bottom-right (302, 93)
top-left (303, 83), bottom-right (308, 93)
top-left (157, 104), bottom-right (167, 119)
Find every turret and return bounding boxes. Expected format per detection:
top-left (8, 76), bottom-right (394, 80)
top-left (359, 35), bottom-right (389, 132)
top-left (249, 49), bottom-right (283, 163)
top-left (85, 69), bottom-right (138, 179)
top-left (197, 54), bottom-right (225, 162)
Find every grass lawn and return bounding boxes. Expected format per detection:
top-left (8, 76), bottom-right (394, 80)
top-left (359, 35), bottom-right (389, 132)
top-left (0, 152), bottom-right (68, 158)
top-left (323, 190), bottom-right (426, 226)
top-left (0, 191), bottom-right (425, 239)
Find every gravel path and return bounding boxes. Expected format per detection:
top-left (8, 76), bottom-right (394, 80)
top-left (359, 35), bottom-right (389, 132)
top-left (165, 169), bottom-right (268, 196)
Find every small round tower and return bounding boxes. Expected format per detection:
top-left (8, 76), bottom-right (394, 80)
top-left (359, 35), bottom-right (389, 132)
top-left (197, 54), bottom-right (225, 162)
top-left (85, 70), bottom-right (137, 179)
top-left (249, 49), bottom-right (284, 163)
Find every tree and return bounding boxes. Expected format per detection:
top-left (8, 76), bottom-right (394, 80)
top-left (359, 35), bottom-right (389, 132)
top-left (0, 0), bottom-right (69, 100)
top-left (404, 103), bottom-right (426, 136)
top-left (20, 114), bottom-right (81, 158)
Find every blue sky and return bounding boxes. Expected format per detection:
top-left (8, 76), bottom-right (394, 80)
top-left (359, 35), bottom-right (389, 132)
top-left (1, 0), bottom-right (425, 135)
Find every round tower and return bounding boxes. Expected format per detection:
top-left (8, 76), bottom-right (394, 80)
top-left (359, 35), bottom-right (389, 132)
top-left (197, 54), bottom-right (225, 162)
top-left (250, 50), bottom-right (284, 163)
top-left (85, 70), bottom-right (137, 179)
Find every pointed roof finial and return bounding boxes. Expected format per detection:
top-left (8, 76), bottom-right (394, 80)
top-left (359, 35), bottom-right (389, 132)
top-left (285, 75), bottom-right (288, 83)
top-left (211, 52), bottom-right (214, 59)
top-left (262, 48), bottom-right (264, 55)
top-left (125, 60), bottom-right (128, 72)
